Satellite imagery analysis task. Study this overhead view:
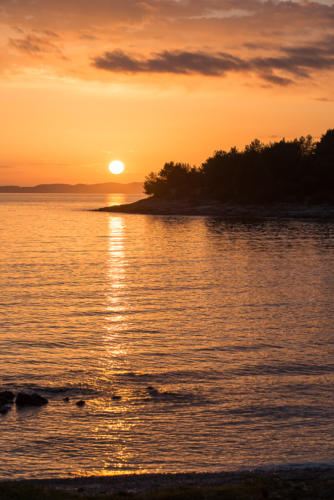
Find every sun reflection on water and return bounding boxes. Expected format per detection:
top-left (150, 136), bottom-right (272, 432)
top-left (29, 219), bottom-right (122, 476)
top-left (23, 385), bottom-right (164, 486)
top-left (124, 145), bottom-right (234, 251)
top-left (106, 216), bottom-right (127, 328)
top-left (102, 214), bottom-right (131, 376)
top-left (96, 215), bottom-right (137, 473)
top-left (106, 193), bottom-right (128, 207)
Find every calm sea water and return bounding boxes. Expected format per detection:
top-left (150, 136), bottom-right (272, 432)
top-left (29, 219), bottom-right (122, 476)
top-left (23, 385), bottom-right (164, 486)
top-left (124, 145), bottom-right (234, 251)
top-left (0, 193), bottom-right (333, 479)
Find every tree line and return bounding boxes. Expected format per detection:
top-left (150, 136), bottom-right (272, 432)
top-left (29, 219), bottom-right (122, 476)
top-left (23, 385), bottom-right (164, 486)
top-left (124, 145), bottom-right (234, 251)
top-left (144, 129), bottom-right (334, 203)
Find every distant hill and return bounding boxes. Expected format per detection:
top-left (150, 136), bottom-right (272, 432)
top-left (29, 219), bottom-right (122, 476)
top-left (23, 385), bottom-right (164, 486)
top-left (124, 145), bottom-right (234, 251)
top-left (0, 181), bottom-right (143, 194)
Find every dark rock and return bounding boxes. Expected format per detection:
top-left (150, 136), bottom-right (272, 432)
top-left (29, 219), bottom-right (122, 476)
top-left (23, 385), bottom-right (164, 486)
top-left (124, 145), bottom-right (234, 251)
top-left (0, 406), bottom-right (10, 416)
top-left (112, 395), bottom-right (122, 401)
top-left (76, 400), bottom-right (85, 407)
top-left (0, 391), bottom-right (15, 405)
top-left (15, 392), bottom-right (48, 407)
top-left (63, 397), bottom-right (70, 402)
top-left (262, 488), bottom-right (269, 499)
top-left (147, 386), bottom-right (159, 396)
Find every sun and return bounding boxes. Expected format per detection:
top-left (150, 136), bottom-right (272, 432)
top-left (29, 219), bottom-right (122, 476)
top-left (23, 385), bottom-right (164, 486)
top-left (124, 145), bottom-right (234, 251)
top-left (109, 160), bottom-right (125, 175)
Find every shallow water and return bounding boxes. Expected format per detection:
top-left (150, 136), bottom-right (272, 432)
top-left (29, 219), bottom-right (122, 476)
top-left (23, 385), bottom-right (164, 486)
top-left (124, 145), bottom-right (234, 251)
top-left (0, 193), bottom-right (333, 479)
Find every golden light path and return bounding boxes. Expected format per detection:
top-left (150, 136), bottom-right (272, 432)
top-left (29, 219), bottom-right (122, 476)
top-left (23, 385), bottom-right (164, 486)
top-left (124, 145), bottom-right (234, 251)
top-left (109, 160), bottom-right (125, 175)
top-left (93, 210), bottom-right (136, 475)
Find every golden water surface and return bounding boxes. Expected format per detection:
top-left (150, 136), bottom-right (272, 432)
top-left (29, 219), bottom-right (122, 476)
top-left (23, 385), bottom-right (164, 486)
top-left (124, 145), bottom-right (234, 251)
top-left (0, 193), bottom-right (333, 479)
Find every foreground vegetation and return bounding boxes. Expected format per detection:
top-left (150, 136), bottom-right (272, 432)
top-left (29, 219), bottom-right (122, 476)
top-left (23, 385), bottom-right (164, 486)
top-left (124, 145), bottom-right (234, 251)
top-left (1, 472), bottom-right (334, 500)
top-left (144, 129), bottom-right (334, 204)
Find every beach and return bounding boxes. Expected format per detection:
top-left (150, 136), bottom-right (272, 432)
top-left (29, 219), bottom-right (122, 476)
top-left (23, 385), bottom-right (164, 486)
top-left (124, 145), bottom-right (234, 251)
top-left (2, 468), bottom-right (334, 498)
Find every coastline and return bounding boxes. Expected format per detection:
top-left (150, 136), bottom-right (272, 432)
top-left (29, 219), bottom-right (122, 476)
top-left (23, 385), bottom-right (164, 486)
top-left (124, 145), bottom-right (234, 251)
top-left (96, 197), bottom-right (334, 219)
top-left (2, 467), bottom-right (334, 498)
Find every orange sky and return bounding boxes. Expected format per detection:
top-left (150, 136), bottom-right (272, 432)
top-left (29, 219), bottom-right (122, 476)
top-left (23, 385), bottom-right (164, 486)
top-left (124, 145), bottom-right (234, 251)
top-left (1, 0), bottom-right (334, 185)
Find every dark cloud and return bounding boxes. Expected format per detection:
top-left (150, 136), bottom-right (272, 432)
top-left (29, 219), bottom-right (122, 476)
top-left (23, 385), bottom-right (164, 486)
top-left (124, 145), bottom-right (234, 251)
top-left (260, 73), bottom-right (293, 86)
top-left (2, 0), bottom-right (334, 88)
top-left (94, 50), bottom-right (144, 72)
top-left (36, 29), bottom-right (60, 38)
top-left (93, 49), bottom-right (249, 75)
top-left (9, 33), bottom-right (62, 56)
top-left (92, 36), bottom-right (334, 85)
top-left (10, 35), bottom-right (45, 54)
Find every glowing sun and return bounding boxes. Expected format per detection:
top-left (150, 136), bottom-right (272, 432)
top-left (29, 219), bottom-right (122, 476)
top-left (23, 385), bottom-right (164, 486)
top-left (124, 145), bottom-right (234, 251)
top-left (109, 160), bottom-right (125, 175)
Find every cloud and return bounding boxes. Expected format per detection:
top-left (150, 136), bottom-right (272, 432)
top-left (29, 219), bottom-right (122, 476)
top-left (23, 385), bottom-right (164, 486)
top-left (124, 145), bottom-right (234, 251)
top-left (11, 26), bottom-right (24, 34)
top-left (9, 32), bottom-right (63, 56)
top-left (1, 0), bottom-right (334, 33)
top-left (314, 96), bottom-right (334, 102)
top-left (260, 73), bottom-right (293, 86)
top-left (10, 35), bottom-right (46, 54)
top-left (80, 33), bottom-right (99, 41)
top-left (0, 0), bottom-right (155, 28)
top-left (2, 0), bottom-right (334, 89)
top-left (93, 49), bottom-right (249, 75)
top-left (43, 30), bottom-right (59, 38)
top-left (33, 29), bottom-right (60, 39)
top-left (92, 36), bottom-right (334, 85)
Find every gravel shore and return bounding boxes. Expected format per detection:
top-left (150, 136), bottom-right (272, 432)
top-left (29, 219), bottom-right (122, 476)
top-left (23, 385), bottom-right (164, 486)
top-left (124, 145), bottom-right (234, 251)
top-left (6, 467), bottom-right (334, 497)
top-left (96, 197), bottom-right (334, 219)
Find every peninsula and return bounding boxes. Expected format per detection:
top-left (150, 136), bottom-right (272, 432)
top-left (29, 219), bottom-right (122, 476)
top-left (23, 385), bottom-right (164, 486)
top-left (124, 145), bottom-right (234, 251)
top-left (98, 129), bottom-right (334, 217)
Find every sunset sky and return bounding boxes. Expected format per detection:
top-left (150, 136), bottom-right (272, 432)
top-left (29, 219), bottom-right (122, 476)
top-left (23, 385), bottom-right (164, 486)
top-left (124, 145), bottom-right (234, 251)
top-left (1, 0), bottom-right (334, 185)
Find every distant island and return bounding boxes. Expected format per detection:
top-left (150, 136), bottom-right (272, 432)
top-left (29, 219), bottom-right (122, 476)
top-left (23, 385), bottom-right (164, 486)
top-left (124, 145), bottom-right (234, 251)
top-left (0, 181), bottom-right (143, 194)
top-left (98, 128), bottom-right (334, 217)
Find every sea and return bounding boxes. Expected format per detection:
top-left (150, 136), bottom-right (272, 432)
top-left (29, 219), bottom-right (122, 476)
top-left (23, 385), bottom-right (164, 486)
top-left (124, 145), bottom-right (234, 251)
top-left (0, 193), bottom-right (333, 479)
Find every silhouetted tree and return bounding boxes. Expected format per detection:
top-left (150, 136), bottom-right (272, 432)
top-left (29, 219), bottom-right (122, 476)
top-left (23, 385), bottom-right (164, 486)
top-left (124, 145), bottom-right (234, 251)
top-left (144, 162), bottom-right (199, 199)
top-left (316, 129), bottom-right (334, 161)
top-left (144, 129), bottom-right (334, 204)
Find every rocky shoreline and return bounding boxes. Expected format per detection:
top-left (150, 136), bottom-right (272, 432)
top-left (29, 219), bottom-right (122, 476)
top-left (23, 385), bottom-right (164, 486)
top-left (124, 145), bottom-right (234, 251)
top-left (2, 399), bottom-right (333, 498)
top-left (0, 390), bottom-right (95, 416)
top-left (2, 467), bottom-right (334, 498)
top-left (96, 197), bottom-right (334, 219)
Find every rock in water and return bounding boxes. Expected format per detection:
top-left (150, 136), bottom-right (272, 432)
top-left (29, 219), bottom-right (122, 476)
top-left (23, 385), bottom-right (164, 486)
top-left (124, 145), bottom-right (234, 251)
top-left (15, 392), bottom-right (48, 407)
top-left (0, 391), bottom-right (15, 405)
top-left (147, 386), bottom-right (159, 396)
top-left (76, 400), bottom-right (85, 407)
